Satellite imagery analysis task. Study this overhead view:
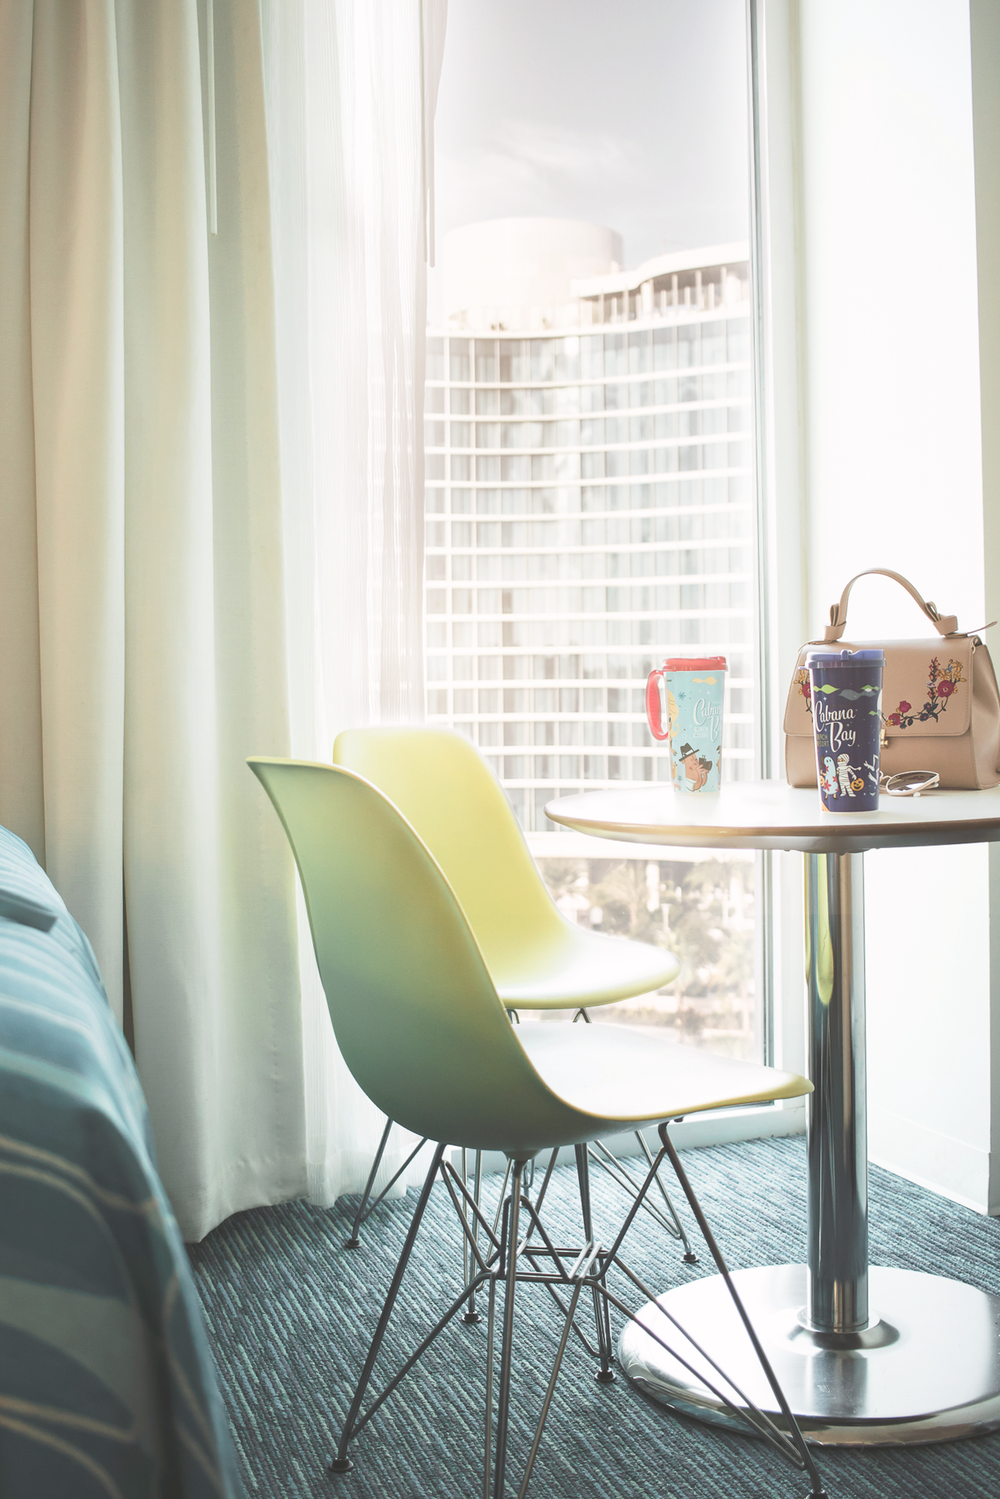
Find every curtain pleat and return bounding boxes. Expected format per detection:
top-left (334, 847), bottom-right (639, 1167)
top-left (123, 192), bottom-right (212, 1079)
top-left (28, 0), bottom-right (127, 1010)
top-left (0, 0), bottom-right (446, 1239)
top-left (0, 3), bottom-right (45, 861)
top-left (116, 0), bottom-right (310, 1238)
top-left (261, 0), bottom-right (445, 1206)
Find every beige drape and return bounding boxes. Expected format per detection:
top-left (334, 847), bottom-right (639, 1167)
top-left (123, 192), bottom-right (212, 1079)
top-left (0, 0), bottom-right (443, 1239)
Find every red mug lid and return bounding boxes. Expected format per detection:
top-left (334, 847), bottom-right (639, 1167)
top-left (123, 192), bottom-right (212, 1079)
top-left (660, 657), bottom-right (728, 671)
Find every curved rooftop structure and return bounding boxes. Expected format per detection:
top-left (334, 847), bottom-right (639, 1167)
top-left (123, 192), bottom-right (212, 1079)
top-left (441, 217), bottom-right (749, 333)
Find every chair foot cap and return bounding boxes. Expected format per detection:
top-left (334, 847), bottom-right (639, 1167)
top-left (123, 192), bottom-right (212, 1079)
top-left (329, 1457), bottom-right (354, 1474)
top-left (595, 1368), bottom-right (617, 1385)
top-left (682, 1252), bottom-right (698, 1264)
top-left (344, 1238), bottom-right (361, 1249)
top-left (462, 1311), bottom-right (482, 1324)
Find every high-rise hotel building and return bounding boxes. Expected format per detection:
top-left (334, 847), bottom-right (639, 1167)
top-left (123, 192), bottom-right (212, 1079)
top-left (424, 219), bottom-right (755, 835)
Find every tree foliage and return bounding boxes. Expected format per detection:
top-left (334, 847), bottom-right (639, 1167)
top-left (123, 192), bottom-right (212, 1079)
top-left (536, 853), bottom-right (756, 1059)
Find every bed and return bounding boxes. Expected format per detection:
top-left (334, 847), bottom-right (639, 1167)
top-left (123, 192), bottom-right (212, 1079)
top-left (0, 825), bottom-right (242, 1498)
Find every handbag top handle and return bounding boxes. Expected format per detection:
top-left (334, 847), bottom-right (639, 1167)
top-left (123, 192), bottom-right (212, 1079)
top-left (823, 568), bottom-right (959, 643)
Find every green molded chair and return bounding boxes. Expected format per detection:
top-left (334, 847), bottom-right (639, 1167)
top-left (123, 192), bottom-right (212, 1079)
top-left (248, 756), bottom-right (825, 1499)
top-left (332, 726), bottom-right (693, 1261)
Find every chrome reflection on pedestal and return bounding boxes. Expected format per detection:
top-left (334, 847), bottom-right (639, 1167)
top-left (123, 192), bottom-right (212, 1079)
top-left (805, 852), bottom-right (868, 1336)
top-left (618, 850), bottom-right (1000, 1446)
top-left (618, 1264), bottom-right (1000, 1445)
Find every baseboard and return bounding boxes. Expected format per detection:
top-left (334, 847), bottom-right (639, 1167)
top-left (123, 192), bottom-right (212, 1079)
top-left (868, 1105), bottom-right (992, 1215)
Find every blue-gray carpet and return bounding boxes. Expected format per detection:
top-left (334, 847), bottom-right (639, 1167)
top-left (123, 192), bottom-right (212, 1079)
top-left (188, 1137), bottom-right (1000, 1498)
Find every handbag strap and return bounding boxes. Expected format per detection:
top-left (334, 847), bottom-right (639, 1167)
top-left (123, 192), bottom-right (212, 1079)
top-left (822, 568), bottom-right (959, 642)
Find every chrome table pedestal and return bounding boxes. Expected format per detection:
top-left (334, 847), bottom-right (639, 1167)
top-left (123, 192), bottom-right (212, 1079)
top-left (619, 851), bottom-right (1000, 1445)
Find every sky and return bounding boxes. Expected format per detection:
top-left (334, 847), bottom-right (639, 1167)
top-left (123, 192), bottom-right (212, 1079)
top-left (430, 0), bottom-right (750, 318)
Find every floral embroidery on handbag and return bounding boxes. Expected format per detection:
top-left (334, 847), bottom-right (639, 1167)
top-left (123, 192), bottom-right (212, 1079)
top-left (885, 656), bottom-right (964, 729)
top-left (794, 668), bottom-right (812, 716)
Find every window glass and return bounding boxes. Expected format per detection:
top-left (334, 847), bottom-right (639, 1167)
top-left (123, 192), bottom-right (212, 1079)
top-left (475, 340), bottom-right (497, 382)
top-left (628, 331), bottom-right (650, 373)
top-left (653, 327), bottom-right (676, 370)
top-left (425, 0), bottom-right (759, 1059)
top-left (604, 334), bottom-right (627, 377)
top-left (530, 341), bottom-right (556, 383)
top-left (581, 337), bottom-right (603, 380)
top-left (499, 342), bottom-right (527, 382)
top-left (677, 324), bottom-right (699, 367)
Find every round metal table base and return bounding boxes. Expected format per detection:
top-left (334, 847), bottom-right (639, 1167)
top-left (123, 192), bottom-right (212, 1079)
top-left (618, 1264), bottom-right (1000, 1446)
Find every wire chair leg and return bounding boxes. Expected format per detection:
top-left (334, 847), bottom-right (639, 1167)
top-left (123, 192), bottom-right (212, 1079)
top-left (464, 1149), bottom-right (484, 1324)
top-left (634, 1127), bottom-right (698, 1262)
top-left (482, 1273), bottom-right (498, 1499)
top-left (493, 1160), bottom-right (526, 1499)
top-left (515, 1275), bottom-right (586, 1499)
top-left (657, 1125), bottom-right (828, 1499)
top-left (460, 1147), bottom-right (474, 1299)
top-left (345, 1115), bottom-right (394, 1248)
top-left (331, 1142), bottom-right (446, 1473)
top-left (574, 1144), bottom-right (615, 1383)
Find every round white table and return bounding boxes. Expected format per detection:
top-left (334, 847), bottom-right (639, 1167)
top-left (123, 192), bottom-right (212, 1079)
top-left (546, 780), bottom-right (1000, 1446)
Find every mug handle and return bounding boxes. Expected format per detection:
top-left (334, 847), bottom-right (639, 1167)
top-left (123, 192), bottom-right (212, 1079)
top-left (646, 668), bottom-right (670, 741)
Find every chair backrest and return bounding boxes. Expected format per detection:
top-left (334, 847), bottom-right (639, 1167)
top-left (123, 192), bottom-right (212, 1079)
top-left (248, 757), bottom-right (595, 1156)
top-left (332, 728), bottom-right (573, 981)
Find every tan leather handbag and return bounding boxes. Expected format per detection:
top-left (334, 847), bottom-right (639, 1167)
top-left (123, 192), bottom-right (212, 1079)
top-left (784, 569), bottom-right (1000, 789)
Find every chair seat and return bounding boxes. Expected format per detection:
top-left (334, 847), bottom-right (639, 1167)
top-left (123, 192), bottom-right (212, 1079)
top-left (516, 1022), bottom-right (810, 1127)
top-left (494, 925), bottom-right (680, 1010)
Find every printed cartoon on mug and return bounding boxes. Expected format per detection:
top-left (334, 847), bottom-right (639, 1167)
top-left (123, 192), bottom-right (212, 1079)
top-left (676, 742), bottom-right (715, 792)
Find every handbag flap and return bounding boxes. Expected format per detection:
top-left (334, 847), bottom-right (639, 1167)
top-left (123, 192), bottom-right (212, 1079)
top-left (784, 638), bottom-right (975, 739)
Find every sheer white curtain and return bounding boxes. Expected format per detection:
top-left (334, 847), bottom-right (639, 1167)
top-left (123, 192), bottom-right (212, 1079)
top-left (0, 0), bottom-right (312, 1242)
top-left (260, 0), bottom-right (447, 1205)
top-left (0, 0), bottom-right (446, 1237)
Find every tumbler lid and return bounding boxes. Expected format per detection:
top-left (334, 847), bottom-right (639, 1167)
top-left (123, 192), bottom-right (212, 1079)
top-left (662, 656), bottom-right (728, 671)
top-left (805, 648), bottom-right (885, 667)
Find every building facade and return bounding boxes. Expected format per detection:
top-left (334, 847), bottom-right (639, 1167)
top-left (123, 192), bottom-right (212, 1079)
top-left (424, 219), bottom-right (756, 835)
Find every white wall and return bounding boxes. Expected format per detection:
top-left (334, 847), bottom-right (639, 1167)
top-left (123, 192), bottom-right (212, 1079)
top-left (766, 0), bottom-right (999, 1209)
top-left (970, 0), bottom-right (1000, 1208)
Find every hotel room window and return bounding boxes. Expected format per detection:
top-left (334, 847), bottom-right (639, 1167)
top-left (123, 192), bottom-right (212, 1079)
top-left (425, 0), bottom-right (765, 1062)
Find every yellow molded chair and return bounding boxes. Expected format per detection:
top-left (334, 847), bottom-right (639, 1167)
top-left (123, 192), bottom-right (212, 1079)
top-left (332, 726), bottom-right (693, 1260)
top-left (247, 756), bottom-right (825, 1498)
top-left (332, 727), bottom-right (678, 1014)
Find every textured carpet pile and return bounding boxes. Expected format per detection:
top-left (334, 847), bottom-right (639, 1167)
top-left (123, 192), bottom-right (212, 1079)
top-left (188, 1137), bottom-right (1000, 1498)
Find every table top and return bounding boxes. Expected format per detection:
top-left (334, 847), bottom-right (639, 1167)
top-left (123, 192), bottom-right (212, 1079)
top-left (545, 780), bottom-right (1000, 854)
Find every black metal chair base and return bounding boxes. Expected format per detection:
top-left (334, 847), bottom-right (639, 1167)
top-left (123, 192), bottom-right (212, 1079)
top-left (329, 1125), bottom-right (828, 1499)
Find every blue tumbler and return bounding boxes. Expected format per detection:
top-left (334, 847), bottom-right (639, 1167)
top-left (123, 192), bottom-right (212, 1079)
top-left (806, 649), bottom-right (885, 812)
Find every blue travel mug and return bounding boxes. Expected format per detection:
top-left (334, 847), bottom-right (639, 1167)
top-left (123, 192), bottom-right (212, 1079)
top-left (806, 649), bottom-right (885, 811)
top-left (647, 656), bottom-right (727, 792)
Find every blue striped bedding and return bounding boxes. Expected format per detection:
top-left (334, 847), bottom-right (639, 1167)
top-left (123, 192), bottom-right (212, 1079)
top-left (0, 826), bottom-right (242, 1498)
